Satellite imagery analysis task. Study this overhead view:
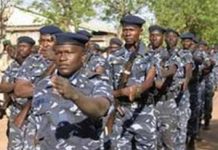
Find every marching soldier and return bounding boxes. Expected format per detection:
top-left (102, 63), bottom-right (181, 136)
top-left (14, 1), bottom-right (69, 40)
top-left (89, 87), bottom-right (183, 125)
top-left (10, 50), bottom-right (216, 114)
top-left (30, 32), bottom-right (113, 149)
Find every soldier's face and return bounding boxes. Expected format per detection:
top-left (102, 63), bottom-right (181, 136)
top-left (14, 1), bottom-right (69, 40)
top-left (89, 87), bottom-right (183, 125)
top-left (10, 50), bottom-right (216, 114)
top-left (198, 44), bottom-right (208, 51)
top-left (55, 44), bottom-right (85, 77)
top-left (39, 34), bottom-right (55, 50)
top-left (122, 25), bottom-right (142, 45)
top-left (149, 31), bottom-right (164, 49)
top-left (17, 43), bottom-right (32, 59)
top-left (165, 32), bottom-right (178, 49)
top-left (108, 44), bottom-right (121, 53)
top-left (181, 39), bottom-right (193, 49)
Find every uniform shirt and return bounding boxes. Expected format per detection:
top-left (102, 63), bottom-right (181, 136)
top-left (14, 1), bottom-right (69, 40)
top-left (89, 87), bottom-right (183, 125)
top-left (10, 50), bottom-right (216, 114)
top-left (107, 48), bottom-right (126, 89)
top-left (2, 60), bottom-right (20, 83)
top-left (2, 61), bottom-right (22, 118)
top-left (85, 52), bottom-right (111, 79)
top-left (31, 68), bottom-right (113, 149)
top-left (117, 41), bottom-right (151, 87)
top-left (16, 53), bottom-right (51, 84)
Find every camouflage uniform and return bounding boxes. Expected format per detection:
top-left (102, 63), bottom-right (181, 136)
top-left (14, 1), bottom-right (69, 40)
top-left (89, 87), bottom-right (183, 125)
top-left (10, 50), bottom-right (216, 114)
top-left (11, 53), bottom-right (51, 150)
top-left (107, 48), bottom-right (127, 89)
top-left (203, 52), bottom-right (216, 124)
top-left (111, 42), bottom-right (157, 150)
top-left (187, 49), bottom-right (203, 140)
top-left (174, 49), bottom-right (193, 150)
top-left (85, 51), bottom-right (111, 82)
top-left (1, 61), bottom-right (23, 149)
top-left (149, 48), bottom-right (181, 150)
top-left (31, 68), bottom-right (113, 150)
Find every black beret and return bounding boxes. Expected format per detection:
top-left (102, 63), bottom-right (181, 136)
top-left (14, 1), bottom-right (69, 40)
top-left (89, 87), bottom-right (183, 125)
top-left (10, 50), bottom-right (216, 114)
top-left (39, 25), bottom-right (63, 35)
top-left (198, 40), bottom-right (208, 46)
top-left (165, 28), bottom-right (179, 36)
top-left (55, 32), bottom-right (89, 46)
top-left (180, 32), bottom-right (195, 40)
top-left (17, 36), bottom-right (35, 46)
top-left (193, 36), bottom-right (199, 44)
top-left (76, 30), bottom-right (92, 39)
top-left (149, 25), bottom-right (165, 34)
top-left (109, 38), bottom-right (123, 47)
top-left (120, 15), bottom-right (145, 27)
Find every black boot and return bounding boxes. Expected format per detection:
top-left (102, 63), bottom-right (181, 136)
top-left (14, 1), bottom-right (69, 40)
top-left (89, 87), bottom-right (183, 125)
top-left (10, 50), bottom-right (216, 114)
top-left (187, 136), bottom-right (195, 150)
top-left (203, 119), bottom-right (210, 130)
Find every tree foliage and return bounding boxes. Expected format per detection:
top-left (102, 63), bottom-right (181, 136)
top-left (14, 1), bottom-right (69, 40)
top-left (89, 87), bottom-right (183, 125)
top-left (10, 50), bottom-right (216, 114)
top-left (28, 0), bottom-right (96, 30)
top-left (147, 0), bottom-right (218, 44)
top-left (96, 0), bottom-right (146, 23)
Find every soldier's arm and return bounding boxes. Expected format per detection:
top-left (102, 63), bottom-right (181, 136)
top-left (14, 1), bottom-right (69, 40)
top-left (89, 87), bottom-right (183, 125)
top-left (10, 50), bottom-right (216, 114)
top-left (183, 63), bottom-right (192, 91)
top-left (51, 76), bottom-right (111, 118)
top-left (70, 94), bottom-right (110, 118)
top-left (14, 79), bottom-right (34, 98)
top-left (113, 66), bottom-right (156, 100)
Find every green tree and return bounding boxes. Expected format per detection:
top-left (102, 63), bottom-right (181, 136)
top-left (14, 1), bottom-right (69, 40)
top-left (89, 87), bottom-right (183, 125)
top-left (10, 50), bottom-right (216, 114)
top-left (147, 0), bottom-right (218, 44)
top-left (97, 0), bottom-right (146, 23)
top-left (96, 0), bottom-right (149, 38)
top-left (28, 0), bottom-right (96, 30)
top-left (0, 0), bottom-right (22, 39)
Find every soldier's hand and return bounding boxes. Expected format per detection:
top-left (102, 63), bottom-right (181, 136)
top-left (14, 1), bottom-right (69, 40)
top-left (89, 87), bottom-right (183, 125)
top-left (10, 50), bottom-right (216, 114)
top-left (40, 47), bottom-right (56, 61)
top-left (182, 79), bottom-right (188, 91)
top-left (119, 85), bottom-right (141, 102)
top-left (160, 67), bottom-right (167, 77)
top-left (51, 76), bottom-right (76, 100)
top-left (128, 85), bottom-right (142, 101)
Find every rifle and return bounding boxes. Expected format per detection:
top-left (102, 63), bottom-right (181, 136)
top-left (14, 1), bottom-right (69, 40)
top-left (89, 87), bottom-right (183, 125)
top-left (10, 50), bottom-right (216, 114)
top-left (105, 50), bottom-right (138, 135)
top-left (14, 63), bottom-right (56, 128)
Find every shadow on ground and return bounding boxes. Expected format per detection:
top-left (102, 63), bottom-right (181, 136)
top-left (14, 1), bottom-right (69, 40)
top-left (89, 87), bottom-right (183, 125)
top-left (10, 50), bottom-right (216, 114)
top-left (196, 120), bottom-right (218, 150)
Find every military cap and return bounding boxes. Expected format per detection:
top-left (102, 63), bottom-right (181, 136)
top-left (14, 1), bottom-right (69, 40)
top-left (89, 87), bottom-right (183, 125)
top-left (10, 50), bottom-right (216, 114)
top-left (76, 30), bottom-right (92, 39)
top-left (55, 32), bottom-right (89, 46)
top-left (165, 28), bottom-right (179, 36)
top-left (2, 40), bottom-right (11, 45)
top-left (39, 25), bottom-right (62, 35)
top-left (120, 14), bottom-right (145, 27)
top-left (17, 36), bottom-right (35, 46)
top-left (109, 38), bottom-right (123, 47)
top-left (149, 25), bottom-right (166, 34)
top-left (193, 36), bottom-right (199, 43)
top-left (180, 32), bottom-right (195, 40)
top-left (198, 40), bottom-right (208, 46)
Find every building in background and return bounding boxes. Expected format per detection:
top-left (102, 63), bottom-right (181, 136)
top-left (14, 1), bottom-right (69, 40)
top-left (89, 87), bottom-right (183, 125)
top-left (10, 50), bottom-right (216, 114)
top-left (1, 6), bottom-right (117, 52)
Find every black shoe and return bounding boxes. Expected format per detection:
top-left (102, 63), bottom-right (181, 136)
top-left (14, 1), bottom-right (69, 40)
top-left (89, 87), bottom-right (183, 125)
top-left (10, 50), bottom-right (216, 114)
top-left (187, 137), bottom-right (195, 150)
top-left (203, 120), bottom-right (210, 130)
top-left (196, 134), bottom-right (202, 141)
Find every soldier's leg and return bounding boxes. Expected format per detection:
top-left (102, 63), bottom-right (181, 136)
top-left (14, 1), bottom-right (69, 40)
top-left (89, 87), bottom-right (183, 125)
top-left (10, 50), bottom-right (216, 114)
top-left (175, 90), bottom-right (190, 150)
top-left (7, 105), bottom-right (25, 150)
top-left (187, 83), bottom-right (200, 148)
top-left (156, 99), bottom-right (177, 150)
top-left (115, 106), bottom-right (135, 150)
top-left (133, 105), bottom-right (157, 150)
top-left (196, 80), bottom-right (205, 140)
top-left (204, 85), bottom-right (214, 129)
top-left (8, 122), bottom-right (25, 150)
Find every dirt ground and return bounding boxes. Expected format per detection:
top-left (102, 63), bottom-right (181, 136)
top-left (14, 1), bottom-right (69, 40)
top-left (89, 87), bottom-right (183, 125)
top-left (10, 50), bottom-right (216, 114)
top-left (0, 92), bottom-right (218, 150)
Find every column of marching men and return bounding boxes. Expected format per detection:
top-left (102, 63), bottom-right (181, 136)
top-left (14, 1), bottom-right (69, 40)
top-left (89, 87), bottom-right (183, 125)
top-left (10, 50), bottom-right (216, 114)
top-left (0, 14), bottom-right (217, 150)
